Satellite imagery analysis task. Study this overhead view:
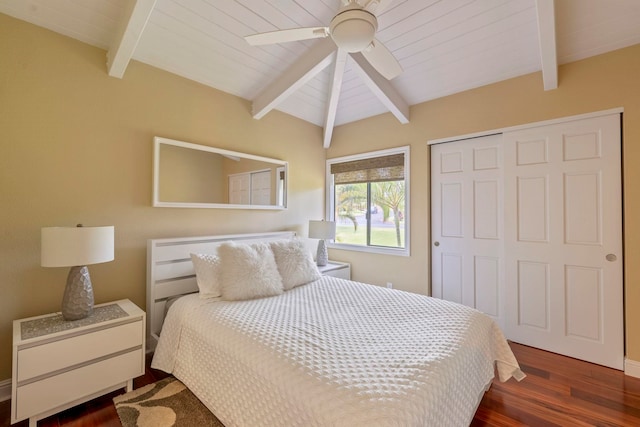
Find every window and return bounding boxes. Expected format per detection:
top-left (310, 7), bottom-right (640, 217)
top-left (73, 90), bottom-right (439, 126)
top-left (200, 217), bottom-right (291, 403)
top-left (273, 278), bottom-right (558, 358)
top-left (326, 146), bottom-right (409, 256)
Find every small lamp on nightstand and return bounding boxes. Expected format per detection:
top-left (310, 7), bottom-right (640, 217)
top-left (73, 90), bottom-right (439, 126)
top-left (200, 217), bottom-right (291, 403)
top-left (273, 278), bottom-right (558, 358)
top-left (41, 225), bottom-right (114, 321)
top-left (308, 220), bottom-right (336, 267)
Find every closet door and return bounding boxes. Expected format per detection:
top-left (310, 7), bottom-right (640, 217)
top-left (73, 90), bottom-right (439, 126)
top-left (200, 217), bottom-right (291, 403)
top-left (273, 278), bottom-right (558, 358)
top-left (251, 170), bottom-right (272, 205)
top-left (430, 113), bottom-right (623, 369)
top-left (431, 134), bottom-right (505, 328)
top-left (503, 113), bottom-right (623, 369)
top-left (229, 174), bottom-right (250, 204)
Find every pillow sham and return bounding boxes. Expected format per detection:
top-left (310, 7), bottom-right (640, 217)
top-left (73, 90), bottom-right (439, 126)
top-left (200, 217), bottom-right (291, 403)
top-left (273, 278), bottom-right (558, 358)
top-left (190, 253), bottom-right (222, 299)
top-left (270, 239), bottom-right (321, 290)
top-left (217, 242), bottom-right (284, 301)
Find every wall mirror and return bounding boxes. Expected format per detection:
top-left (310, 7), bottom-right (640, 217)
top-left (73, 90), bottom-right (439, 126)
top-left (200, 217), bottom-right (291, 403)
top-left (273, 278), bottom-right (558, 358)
top-left (153, 137), bottom-right (288, 209)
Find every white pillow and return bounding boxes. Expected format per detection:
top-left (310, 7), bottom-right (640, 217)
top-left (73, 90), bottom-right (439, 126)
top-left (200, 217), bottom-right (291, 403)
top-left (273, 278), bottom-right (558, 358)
top-left (217, 242), bottom-right (284, 301)
top-left (190, 253), bottom-right (222, 299)
top-left (270, 239), bottom-right (321, 290)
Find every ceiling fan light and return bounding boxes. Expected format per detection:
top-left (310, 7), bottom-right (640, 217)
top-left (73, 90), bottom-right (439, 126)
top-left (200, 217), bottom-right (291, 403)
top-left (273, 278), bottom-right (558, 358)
top-left (329, 9), bottom-right (378, 53)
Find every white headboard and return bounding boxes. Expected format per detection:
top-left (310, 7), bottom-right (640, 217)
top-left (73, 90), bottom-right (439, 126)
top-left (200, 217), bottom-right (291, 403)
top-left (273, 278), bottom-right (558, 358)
top-left (146, 231), bottom-right (296, 350)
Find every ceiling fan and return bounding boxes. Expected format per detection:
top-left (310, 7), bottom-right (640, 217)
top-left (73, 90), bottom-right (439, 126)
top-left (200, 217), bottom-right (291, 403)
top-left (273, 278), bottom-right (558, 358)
top-left (244, 0), bottom-right (402, 80)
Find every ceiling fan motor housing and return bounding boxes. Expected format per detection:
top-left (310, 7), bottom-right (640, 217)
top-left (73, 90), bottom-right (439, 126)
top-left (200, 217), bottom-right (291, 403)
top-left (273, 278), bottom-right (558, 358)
top-left (329, 9), bottom-right (378, 52)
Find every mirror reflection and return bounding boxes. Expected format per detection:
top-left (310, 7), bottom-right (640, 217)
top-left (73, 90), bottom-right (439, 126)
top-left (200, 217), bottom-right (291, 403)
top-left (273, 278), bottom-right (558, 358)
top-left (153, 137), bottom-right (287, 209)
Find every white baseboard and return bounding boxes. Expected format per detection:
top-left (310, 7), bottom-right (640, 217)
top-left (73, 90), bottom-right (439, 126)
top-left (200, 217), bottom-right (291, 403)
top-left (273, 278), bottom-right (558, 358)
top-left (0, 378), bottom-right (11, 402)
top-left (625, 358), bottom-right (640, 378)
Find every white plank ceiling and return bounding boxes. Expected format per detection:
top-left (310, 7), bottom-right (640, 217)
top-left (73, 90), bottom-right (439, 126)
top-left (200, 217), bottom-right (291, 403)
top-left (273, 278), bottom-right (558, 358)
top-left (2, 0), bottom-right (640, 146)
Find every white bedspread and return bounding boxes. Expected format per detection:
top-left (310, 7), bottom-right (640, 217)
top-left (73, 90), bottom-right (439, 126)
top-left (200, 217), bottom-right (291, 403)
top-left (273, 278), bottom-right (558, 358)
top-left (152, 277), bottom-right (524, 426)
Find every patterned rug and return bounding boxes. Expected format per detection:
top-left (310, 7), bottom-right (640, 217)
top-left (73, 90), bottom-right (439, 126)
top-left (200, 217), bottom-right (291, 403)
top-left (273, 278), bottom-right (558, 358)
top-left (113, 377), bottom-right (225, 427)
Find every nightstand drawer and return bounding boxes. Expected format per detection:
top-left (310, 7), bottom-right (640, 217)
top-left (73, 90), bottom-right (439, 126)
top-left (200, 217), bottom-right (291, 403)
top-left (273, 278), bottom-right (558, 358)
top-left (17, 320), bottom-right (142, 382)
top-left (15, 348), bottom-right (143, 421)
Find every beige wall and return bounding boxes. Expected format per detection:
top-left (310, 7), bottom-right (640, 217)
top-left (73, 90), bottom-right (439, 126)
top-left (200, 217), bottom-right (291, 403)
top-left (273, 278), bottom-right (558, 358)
top-left (0, 14), bottom-right (326, 380)
top-left (328, 44), bottom-right (640, 362)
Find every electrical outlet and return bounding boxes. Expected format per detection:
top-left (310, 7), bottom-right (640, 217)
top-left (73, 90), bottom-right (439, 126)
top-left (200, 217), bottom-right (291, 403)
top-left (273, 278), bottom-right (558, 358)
top-left (386, 282), bottom-right (393, 289)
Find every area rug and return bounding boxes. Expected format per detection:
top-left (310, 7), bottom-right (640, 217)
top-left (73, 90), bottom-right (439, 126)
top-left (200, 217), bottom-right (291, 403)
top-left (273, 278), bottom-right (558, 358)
top-left (113, 377), bottom-right (225, 427)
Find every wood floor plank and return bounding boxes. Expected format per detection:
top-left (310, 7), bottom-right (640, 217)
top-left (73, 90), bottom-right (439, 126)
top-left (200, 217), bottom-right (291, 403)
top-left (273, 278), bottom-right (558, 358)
top-left (481, 386), bottom-right (595, 427)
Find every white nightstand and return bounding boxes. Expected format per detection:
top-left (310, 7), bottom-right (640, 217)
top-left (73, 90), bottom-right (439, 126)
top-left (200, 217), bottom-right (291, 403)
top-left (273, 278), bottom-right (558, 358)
top-left (318, 261), bottom-right (351, 280)
top-left (11, 299), bottom-right (145, 427)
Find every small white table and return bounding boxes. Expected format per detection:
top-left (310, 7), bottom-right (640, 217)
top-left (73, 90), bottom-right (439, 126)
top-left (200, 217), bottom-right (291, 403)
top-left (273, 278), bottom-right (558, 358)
top-left (318, 261), bottom-right (351, 280)
top-left (11, 299), bottom-right (145, 426)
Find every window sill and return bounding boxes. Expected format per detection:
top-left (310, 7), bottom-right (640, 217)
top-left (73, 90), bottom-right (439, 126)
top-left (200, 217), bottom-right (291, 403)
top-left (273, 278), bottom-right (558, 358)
top-left (328, 242), bottom-right (409, 257)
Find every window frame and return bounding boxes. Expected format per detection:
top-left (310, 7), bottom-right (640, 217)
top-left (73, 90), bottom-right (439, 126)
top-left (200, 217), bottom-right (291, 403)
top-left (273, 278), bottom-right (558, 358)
top-left (325, 146), bottom-right (410, 257)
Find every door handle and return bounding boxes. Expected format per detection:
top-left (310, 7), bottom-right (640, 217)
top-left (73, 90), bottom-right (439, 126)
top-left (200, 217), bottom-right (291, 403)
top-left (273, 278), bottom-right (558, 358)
top-left (606, 254), bottom-right (617, 262)
top-left (434, 241), bottom-right (440, 247)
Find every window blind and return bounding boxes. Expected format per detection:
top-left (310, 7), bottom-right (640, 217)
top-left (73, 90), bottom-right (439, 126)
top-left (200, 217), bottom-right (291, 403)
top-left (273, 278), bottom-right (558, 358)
top-left (330, 153), bottom-right (404, 184)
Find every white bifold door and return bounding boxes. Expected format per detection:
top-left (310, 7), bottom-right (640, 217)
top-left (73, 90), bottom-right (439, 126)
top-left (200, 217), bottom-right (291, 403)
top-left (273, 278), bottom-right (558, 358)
top-left (431, 113), bottom-right (623, 369)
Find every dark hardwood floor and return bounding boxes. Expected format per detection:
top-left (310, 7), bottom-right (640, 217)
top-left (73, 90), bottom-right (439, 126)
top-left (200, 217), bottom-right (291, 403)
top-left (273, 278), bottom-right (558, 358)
top-left (2, 343), bottom-right (640, 426)
top-left (472, 343), bottom-right (640, 426)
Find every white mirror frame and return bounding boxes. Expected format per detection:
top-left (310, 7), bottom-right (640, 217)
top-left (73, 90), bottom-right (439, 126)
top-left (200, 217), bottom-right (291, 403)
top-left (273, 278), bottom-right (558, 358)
top-left (153, 136), bottom-right (288, 210)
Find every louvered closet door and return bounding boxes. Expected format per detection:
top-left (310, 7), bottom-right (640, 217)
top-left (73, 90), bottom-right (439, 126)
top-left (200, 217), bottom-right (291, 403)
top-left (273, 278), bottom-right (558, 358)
top-left (431, 134), bottom-right (505, 329)
top-left (229, 174), bottom-right (250, 204)
top-left (251, 170), bottom-right (272, 205)
top-left (503, 113), bottom-right (623, 369)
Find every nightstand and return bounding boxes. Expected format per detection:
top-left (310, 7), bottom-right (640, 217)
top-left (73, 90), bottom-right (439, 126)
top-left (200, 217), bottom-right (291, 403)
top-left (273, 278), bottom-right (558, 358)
top-left (11, 299), bottom-right (145, 427)
top-left (318, 261), bottom-right (351, 280)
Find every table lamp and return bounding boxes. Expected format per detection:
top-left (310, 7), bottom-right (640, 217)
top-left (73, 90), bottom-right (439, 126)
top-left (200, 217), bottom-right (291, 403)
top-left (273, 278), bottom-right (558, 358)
top-left (308, 220), bottom-right (336, 267)
top-left (41, 225), bottom-right (114, 320)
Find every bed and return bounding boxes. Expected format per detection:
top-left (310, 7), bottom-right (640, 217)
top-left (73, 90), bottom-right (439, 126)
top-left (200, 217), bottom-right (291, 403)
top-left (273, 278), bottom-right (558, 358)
top-left (148, 232), bottom-right (524, 426)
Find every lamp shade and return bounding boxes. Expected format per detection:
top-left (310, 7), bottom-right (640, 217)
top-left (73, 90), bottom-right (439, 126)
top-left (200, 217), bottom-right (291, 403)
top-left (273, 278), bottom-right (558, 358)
top-left (41, 226), bottom-right (114, 267)
top-left (308, 220), bottom-right (336, 240)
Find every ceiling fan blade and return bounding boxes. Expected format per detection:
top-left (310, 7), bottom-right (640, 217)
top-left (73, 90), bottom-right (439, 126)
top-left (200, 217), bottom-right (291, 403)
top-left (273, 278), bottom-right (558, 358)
top-left (362, 39), bottom-right (402, 80)
top-left (245, 27), bottom-right (329, 46)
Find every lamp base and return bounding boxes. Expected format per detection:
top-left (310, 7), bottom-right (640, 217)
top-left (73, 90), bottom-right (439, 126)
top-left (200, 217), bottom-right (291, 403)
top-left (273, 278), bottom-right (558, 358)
top-left (316, 240), bottom-right (329, 267)
top-left (62, 266), bottom-right (94, 320)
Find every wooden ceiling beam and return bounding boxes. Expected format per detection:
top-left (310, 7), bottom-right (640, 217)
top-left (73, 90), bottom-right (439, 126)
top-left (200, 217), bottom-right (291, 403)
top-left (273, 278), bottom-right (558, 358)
top-left (350, 52), bottom-right (410, 124)
top-left (535, 0), bottom-right (558, 90)
top-left (252, 39), bottom-right (336, 120)
top-left (107, 0), bottom-right (157, 78)
top-left (323, 49), bottom-right (348, 149)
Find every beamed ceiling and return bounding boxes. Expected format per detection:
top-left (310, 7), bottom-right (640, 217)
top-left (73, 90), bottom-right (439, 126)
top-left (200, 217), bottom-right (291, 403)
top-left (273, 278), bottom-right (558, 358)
top-left (2, 0), bottom-right (640, 147)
